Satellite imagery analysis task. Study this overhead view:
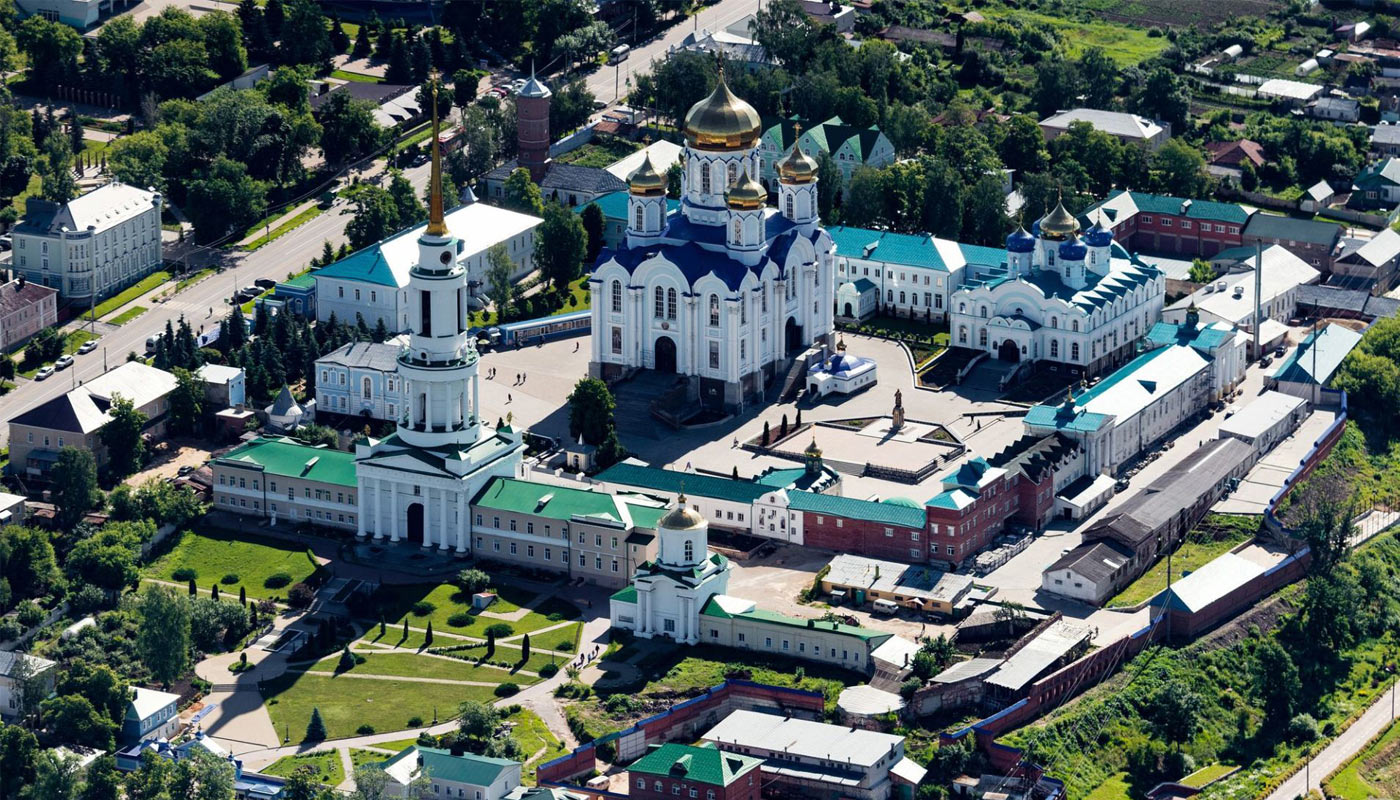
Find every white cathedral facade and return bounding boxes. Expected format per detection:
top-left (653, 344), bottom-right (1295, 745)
top-left (353, 96), bottom-right (524, 549)
top-left (948, 201), bottom-right (1165, 377)
top-left (589, 71), bottom-right (836, 410)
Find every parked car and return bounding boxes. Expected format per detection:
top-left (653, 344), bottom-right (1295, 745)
top-left (54, 355), bottom-right (74, 370)
top-left (77, 340), bottom-right (98, 354)
top-left (254, 278), bottom-right (276, 290)
top-left (0, 235), bottom-right (12, 251)
top-left (35, 365), bottom-right (54, 380)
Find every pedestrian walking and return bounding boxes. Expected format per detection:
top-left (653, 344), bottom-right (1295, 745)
top-left (507, 393), bottom-right (512, 404)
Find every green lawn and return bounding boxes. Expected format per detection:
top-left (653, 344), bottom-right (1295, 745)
top-left (297, 651), bottom-right (539, 684)
top-left (554, 138), bottom-right (642, 169)
top-left (981, 7), bottom-right (1170, 65)
top-left (1106, 515), bottom-right (1258, 608)
top-left (7, 173), bottom-right (39, 215)
top-left (331, 69), bottom-right (382, 84)
top-left (504, 707), bottom-right (564, 780)
top-left (246, 206), bottom-right (324, 250)
top-left (349, 748), bottom-right (390, 769)
top-left (17, 330), bottom-right (96, 377)
top-left (94, 272), bottom-right (171, 319)
top-left (108, 306), bottom-right (147, 326)
top-left (1084, 772), bottom-right (1131, 800)
top-left (1323, 720), bottom-right (1400, 800)
top-left (838, 315), bottom-right (949, 365)
top-left (370, 738), bottom-right (420, 753)
top-left (143, 529), bottom-right (320, 601)
top-left (175, 268), bottom-right (215, 291)
top-left (260, 750), bottom-right (345, 786)
top-left (1181, 764), bottom-right (1237, 789)
top-left (471, 275), bottom-right (589, 326)
top-left (263, 672), bottom-right (499, 741)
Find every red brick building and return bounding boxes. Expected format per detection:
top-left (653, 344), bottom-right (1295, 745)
top-left (794, 492), bottom-right (930, 564)
top-left (628, 743), bottom-right (763, 800)
top-left (1083, 190), bottom-right (1250, 258)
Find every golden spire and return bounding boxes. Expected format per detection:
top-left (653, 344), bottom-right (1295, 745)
top-left (426, 77), bottom-right (448, 237)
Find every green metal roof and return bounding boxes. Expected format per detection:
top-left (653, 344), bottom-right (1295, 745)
top-left (279, 273), bottom-right (317, 290)
top-left (1184, 199), bottom-right (1250, 224)
top-left (826, 226), bottom-right (949, 271)
top-left (472, 477), bottom-right (622, 523)
top-left (214, 436), bottom-right (357, 487)
top-left (700, 596), bottom-right (892, 643)
top-left (624, 502), bottom-right (668, 530)
top-left (595, 463), bottom-right (771, 504)
top-left (612, 585), bottom-right (638, 603)
top-left (628, 743), bottom-right (762, 787)
top-left (787, 490), bottom-right (926, 529)
top-left (1353, 158), bottom-right (1400, 189)
top-left (1271, 323), bottom-right (1363, 386)
top-left (573, 191), bottom-right (680, 222)
top-left (382, 746), bottom-right (517, 787)
top-left (1128, 191), bottom-right (1186, 216)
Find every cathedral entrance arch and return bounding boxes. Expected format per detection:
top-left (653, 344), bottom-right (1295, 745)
top-left (843, 302), bottom-right (853, 318)
top-left (785, 317), bottom-right (804, 356)
top-left (654, 335), bottom-right (677, 373)
top-left (406, 503), bottom-right (425, 544)
top-left (998, 339), bottom-right (1021, 363)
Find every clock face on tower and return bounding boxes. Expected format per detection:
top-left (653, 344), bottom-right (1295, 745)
top-left (440, 251), bottom-right (451, 264)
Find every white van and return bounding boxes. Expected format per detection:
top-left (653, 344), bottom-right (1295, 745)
top-left (872, 599), bottom-right (899, 615)
top-left (611, 44), bottom-right (630, 61)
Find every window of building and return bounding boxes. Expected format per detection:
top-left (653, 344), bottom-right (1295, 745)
top-left (708, 294), bottom-right (720, 326)
top-left (634, 204), bottom-right (644, 230)
top-left (709, 341), bottom-right (720, 369)
top-left (611, 281), bottom-right (622, 312)
top-left (654, 285), bottom-right (665, 318)
top-left (666, 288), bottom-right (677, 320)
top-left (611, 326), bottom-right (622, 354)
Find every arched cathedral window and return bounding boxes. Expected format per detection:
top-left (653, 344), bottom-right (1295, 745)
top-left (611, 281), bottom-right (622, 313)
top-left (709, 294), bottom-right (720, 327)
top-left (654, 286), bottom-right (665, 318)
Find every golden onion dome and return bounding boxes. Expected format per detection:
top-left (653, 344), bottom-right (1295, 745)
top-left (726, 167), bottom-right (766, 210)
top-left (804, 437), bottom-right (822, 458)
top-left (628, 152), bottom-right (667, 196)
top-left (1039, 196), bottom-right (1081, 241)
top-left (776, 128), bottom-right (819, 184)
top-left (660, 492), bottom-right (706, 530)
top-left (683, 69), bottom-right (762, 151)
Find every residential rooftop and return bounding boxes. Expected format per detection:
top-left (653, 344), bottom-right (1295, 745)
top-left (212, 436), bottom-right (358, 488)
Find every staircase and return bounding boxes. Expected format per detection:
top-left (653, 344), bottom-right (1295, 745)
top-left (611, 371), bottom-right (687, 437)
top-left (778, 354), bottom-right (812, 403)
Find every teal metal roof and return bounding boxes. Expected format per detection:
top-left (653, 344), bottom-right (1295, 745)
top-left (827, 226), bottom-right (949, 271)
top-left (959, 243), bottom-right (1008, 267)
top-left (214, 436), bottom-right (357, 487)
top-left (787, 490), bottom-right (926, 529)
top-left (381, 747), bottom-right (517, 787)
top-left (574, 191), bottom-right (680, 221)
top-left (1353, 158), bottom-right (1400, 189)
top-left (1145, 320), bottom-right (1236, 351)
top-left (313, 235), bottom-right (405, 287)
top-left (594, 463), bottom-right (770, 504)
top-left (1272, 323), bottom-right (1363, 386)
top-left (1128, 191), bottom-right (1186, 216)
top-left (1184, 199), bottom-right (1249, 224)
top-left (628, 743), bottom-right (761, 787)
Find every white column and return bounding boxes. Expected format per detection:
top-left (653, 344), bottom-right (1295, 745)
top-left (472, 374), bottom-right (479, 427)
top-left (389, 483), bottom-right (399, 542)
top-left (439, 490), bottom-right (450, 551)
top-left (423, 491), bottom-right (435, 549)
top-left (356, 477), bottom-right (367, 539)
top-left (372, 478), bottom-right (384, 540)
top-left (457, 490), bottom-right (468, 553)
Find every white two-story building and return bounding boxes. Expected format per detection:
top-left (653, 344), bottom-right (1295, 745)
top-left (314, 339), bottom-right (407, 423)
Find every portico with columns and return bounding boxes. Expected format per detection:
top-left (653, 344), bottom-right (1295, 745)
top-left (609, 494), bottom-right (731, 644)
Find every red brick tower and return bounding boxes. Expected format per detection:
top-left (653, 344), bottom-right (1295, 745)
top-left (516, 63), bottom-right (552, 182)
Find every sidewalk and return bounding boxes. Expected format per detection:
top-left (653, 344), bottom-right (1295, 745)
top-left (238, 199), bottom-right (322, 248)
top-left (1266, 683), bottom-right (1399, 800)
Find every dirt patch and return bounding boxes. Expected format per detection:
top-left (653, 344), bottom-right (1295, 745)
top-left (1195, 590), bottom-right (1299, 650)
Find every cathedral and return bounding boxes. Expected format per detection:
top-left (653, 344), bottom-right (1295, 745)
top-left (588, 70), bottom-right (836, 410)
top-left (948, 200), bottom-right (1165, 377)
top-left (353, 90), bottom-right (524, 549)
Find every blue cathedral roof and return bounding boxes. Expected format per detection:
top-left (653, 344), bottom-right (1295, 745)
top-left (1058, 238), bottom-right (1087, 261)
top-left (1006, 227), bottom-right (1035, 253)
top-left (1085, 221), bottom-right (1113, 247)
top-left (600, 226), bottom-right (817, 291)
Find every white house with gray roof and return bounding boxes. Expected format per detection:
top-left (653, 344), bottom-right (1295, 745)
top-left (0, 651), bottom-right (55, 720)
top-left (828, 226), bottom-right (968, 323)
top-left (12, 182), bottom-right (162, 306)
top-left (315, 339), bottom-right (408, 422)
top-left (1039, 109), bottom-right (1169, 151)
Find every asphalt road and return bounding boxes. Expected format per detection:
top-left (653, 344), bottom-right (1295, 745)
top-left (0, 161), bottom-right (433, 451)
top-left (582, 0), bottom-right (765, 104)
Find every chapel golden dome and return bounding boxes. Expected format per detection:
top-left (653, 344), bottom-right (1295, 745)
top-left (1039, 195), bottom-right (1081, 241)
top-left (660, 492), bottom-right (706, 530)
top-left (776, 128), bottom-right (819, 184)
top-left (726, 167), bottom-right (766, 210)
top-left (683, 68), bottom-right (762, 151)
top-left (628, 152), bottom-right (667, 196)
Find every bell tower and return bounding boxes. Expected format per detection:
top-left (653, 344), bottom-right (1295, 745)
top-left (397, 79), bottom-right (482, 450)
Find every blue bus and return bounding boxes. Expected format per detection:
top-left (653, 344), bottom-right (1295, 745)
top-left (494, 310), bottom-right (591, 348)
